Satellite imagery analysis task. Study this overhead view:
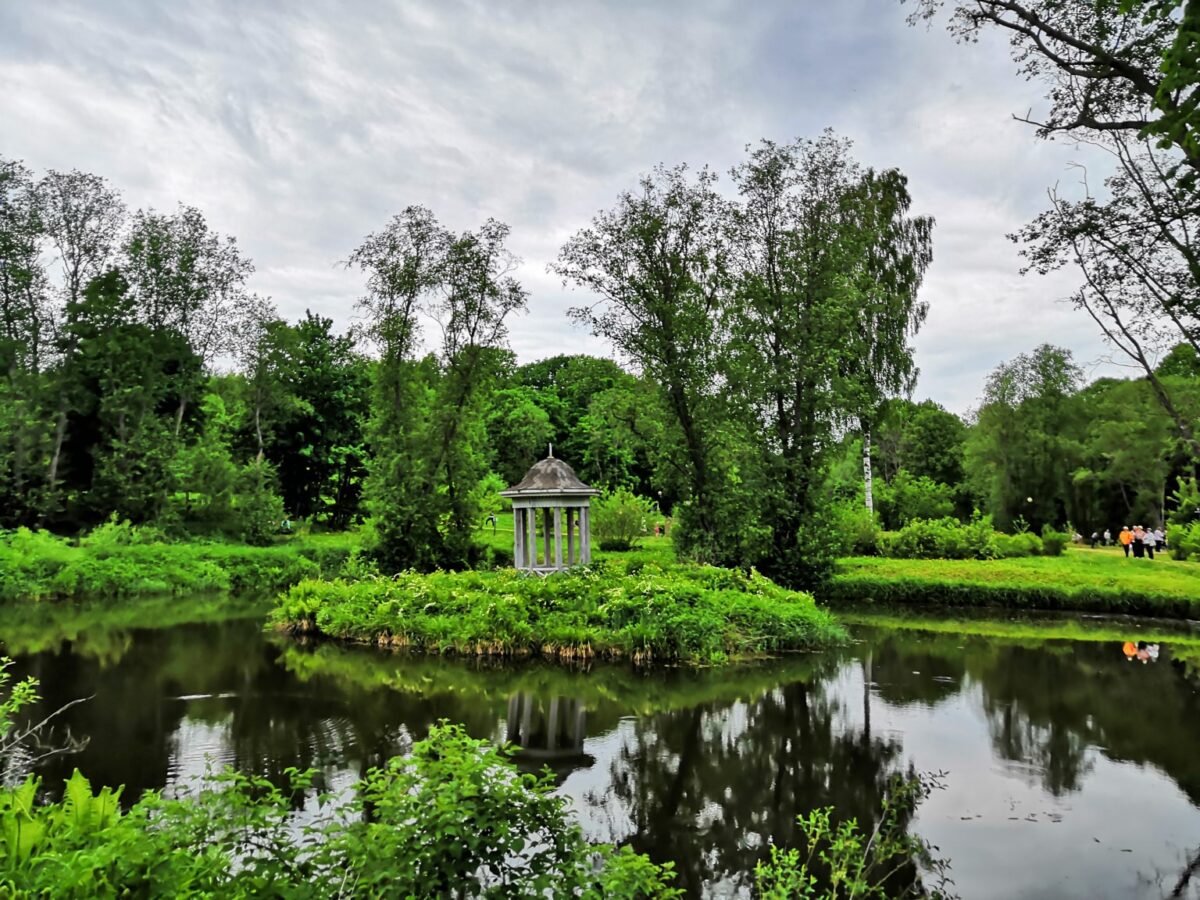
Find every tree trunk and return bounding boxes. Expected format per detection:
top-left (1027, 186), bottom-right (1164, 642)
top-left (862, 422), bottom-right (874, 515)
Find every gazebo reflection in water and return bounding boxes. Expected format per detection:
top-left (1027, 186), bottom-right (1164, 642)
top-left (505, 692), bottom-right (594, 784)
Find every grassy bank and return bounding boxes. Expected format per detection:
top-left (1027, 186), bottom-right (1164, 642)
top-left (826, 553), bottom-right (1200, 618)
top-left (0, 527), bottom-right (357, 602)
top-left (272, 564), bottom-right (845, 664)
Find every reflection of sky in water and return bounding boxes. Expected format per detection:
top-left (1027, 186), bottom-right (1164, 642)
top-left (10, 616), bottom-right (1200, 899)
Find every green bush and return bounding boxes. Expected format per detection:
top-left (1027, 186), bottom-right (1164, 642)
top-left (1039, 523), bottom-right (1069, 557)
top-left (994, 531), bottom-right (1043, 558)
top-left (235, 460), bottom-right (286, 546)
top-left (0, 724), bottom-right (681, 898)
top-left (1169, 522), bottom-right (1200, 560)
top-left (599, 538), bottom-right (633, 552)
top-left (831, 501), bottom-right (879, 556)
top-left (591, 488), bottom-right (658, 547)
top-left (272, 564), bottom-right (846, 664)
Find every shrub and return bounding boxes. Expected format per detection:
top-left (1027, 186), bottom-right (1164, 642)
top-left (235, 460), bottom-right (286, 546)
top-left (993, 531), bottom-right (1043, 558)
top-left (1039, 523), bottom-right (1069, 557)
top-left (831, 501), bottom-right (879, 556)
top-left (599, 538), bottom-right (633, 552)
top-left (0, 724), bottom-right (682, 897)
top-left (590, 488), bottom-right (658, 547)
top-left (1169, 522), bottom-right (1200, 560)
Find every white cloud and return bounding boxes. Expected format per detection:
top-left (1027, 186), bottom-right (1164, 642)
top-left (0, 0), bottom-right (1129, 413)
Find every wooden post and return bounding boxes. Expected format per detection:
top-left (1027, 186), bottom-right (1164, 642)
top-left (527, 506), bottom-right (537, 568)
top-left (553, 507), bottom-right (563, 569)
top-left (581, 505), bottom-right (591, 563)
top-left (513, 508), bottom-right (523, 569)
top-left (543, 508), bottom-right (553, 566)
top-left (566, 507), bottom-right (575, 566)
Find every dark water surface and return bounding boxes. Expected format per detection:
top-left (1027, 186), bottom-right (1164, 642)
top-left (5, 601), bottom-right (1200, 899)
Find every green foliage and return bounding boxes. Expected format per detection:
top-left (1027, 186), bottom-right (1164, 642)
top-left (828, 555), bottom-right (1200, 618)
top-left (755, 773), bottom-right (951, 900)
top-left (591, 488), bottom-right (659, 547)
top-left (0, 723), bottom-right (681, 898)
top-left (0, 528), bottom-right (355, 602)
top-left (875, 469), bottom-right (955, 529)
top-left (830, 502), bottom-right (880, 557)
top-left (1039, 523), bottom-right (1069, 556)
top-left (1168, 522), bottom-right (1200, 560)
top-left (877, 515), bottom-right (1000, 560)
top-left (272, 564), bottom-right (846, 664)
top-left (234, 459), bottom-right (286, 546)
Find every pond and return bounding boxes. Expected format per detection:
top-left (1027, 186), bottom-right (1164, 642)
top-left (5, 600), bottom-right (1200, 899)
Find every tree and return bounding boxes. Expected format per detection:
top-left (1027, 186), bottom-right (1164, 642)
top-left (350, 208), bottom-right (526, 570)
top-left (841, 168), bottom-right (934, 515)
top-left (38, 168), bottom-right (125, 508)
top-left (0, 159), bottom-right (55, 525)
top-left (486, 386), bottom-right (554, 485)
top-left (555, 165), bottom-right (734, 560)
top-left (915, 1), bottom-right (1200, 462)
top-left (122, 205), bottom-right (255, 436)
top-left (965, 344), bottom-right (1084, 529)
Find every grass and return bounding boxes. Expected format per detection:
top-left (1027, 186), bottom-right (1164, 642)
top-left (271, 562), bottom-right (846, 665)
top-left (0, 528), bottom-right (358, 602)
top-left (826, 550), bottom-right (1200, 618)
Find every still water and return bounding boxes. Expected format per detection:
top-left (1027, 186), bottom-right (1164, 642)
top-left (5, 600), bottom-right (1200, 899)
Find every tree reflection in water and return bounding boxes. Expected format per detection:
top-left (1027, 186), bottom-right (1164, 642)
top-left (6, 608), bottom-right (1200, 896)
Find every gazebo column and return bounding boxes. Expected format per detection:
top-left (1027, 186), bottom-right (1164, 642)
top-left (566, 508), bottom-right (575, 566)
top-left (527, 507), bottom-right (537, 568)
top-left (543, 509), bottom-right (553, 566)
top-left (581, 506), bottom-right (591, 563)
top-left (553, 507), bottom-right (563, 568)
top-left (514, 508), bottom-right (524, 568)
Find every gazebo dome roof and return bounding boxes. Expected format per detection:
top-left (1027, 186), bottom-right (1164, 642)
top-left (500, 454), bottom-right (599, 497)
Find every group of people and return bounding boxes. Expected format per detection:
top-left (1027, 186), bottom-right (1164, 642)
top-left (1087, 526), bottom-right (1165, 557)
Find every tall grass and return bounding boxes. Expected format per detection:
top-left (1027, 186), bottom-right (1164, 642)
top-left (273, 563), bottom-right (846, 664)
top-left (827, 554), bottom-right (1200, 618)
top-left (0, 527), bottom-right (357, 602)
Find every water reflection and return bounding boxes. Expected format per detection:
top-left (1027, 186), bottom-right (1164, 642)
top-left (3, 604), bottom-right (1200, 898)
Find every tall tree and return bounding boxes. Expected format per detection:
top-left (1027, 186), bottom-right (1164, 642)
top-left (122, 205), bottom-right (254, 436)
top-left (555, 165), bottom-right (733, 560)
top-left (351, 208), bottom-right (525, 570)
top-left (842, 167), bottom-right (934, 515)
top-left (38, 168), bottom-right (125, 508)
top-left (0, 159), bottom-right (55, 524)
top-left (914, 0), bottom-right (1200, 461)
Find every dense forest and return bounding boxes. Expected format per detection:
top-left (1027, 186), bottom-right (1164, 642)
top-left (3, 129), bottom-right (1199, 586)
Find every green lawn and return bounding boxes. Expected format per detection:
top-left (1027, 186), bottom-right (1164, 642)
top-left (827, 550), bottom-right (1200, 618)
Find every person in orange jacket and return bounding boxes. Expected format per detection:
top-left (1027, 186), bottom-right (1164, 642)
top-left (1118, 526), bottom-right (1133, 557)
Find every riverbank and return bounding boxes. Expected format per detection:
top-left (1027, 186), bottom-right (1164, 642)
top-left (0, 527), bottom-right (356, 602)
top-left (271, 565), bottom-right (845, 664)
top-left (826, 553), bottom-right (1200, 618)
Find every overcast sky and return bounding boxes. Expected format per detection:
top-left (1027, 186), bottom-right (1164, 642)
top-left (1, 1), bottom-right (1131, 413)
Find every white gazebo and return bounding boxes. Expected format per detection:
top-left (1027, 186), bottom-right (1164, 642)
top-left (500, 449), bottom-right (600, 571)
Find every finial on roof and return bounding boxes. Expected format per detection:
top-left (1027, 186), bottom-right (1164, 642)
top-left (548, 443), bottom-right (553, 458)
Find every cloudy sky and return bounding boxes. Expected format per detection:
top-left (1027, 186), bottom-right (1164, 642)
top-left (1, 0), bottom-right (1128, 413)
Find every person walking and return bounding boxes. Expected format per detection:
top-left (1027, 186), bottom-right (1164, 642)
top-left (1090, 530), bottom-right (1100, 549)
top-left (1132, 526), bottom-right (1146, 558)
top-left (1119, 526), bottom-right (1133, 557)
top-left (1143, 526), bottom-right (1158, 559)
top-left (1155, 526), bottom-right (1165, 551)
top-left (1103, 528), bottom-right (1112, 546)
